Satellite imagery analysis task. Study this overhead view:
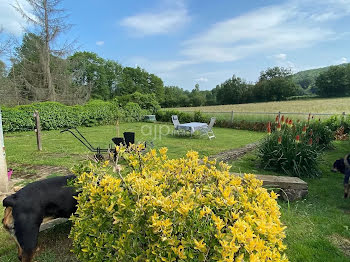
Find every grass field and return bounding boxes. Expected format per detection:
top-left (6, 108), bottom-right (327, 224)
top-left (169, 97), bottom-right (350, 114)
top-left (167, 97), bottom-right (350, 123)
top-left (4, 122), bottom-right (263, 168)
top-left (1, 123), bottom-right (350, 261)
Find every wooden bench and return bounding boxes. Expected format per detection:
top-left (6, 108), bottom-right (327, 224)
top-left (232, 173), bottom-right (308, 201)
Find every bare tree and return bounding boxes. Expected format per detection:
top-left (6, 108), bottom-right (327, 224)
top-left (13, 0), bottom-right (73, 101)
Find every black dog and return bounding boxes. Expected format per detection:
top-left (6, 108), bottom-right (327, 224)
top-left (2, 175), bottom-right (77, 262)
top-left (332, 154), bottom-right (350, 198)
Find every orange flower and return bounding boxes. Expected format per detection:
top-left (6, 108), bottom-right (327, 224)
top-left (302, 125), bottom-right (307, 134)
top-left (295, 135), bottom-right (300, 143)
top-left (281, 115), bottom-right (285, 124)
top-left (278, 136), bottom-right (282, 144)
top-left (267, 122), bottom-right (271, 135)
top-left (288, 119), bottom-right (293, 127)
top-left (308, 138), bottom-right (313, 145)
top-left (275, 115), bottom-right (279, 124)
top-left (285, 117), bottom-right (289, 125)
top-left (276, 122), bottom-right (281, 131)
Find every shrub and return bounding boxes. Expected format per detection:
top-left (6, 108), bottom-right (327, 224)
top-left (257, 116), bottom-right (324, 178)
top-left (117, 92), bottom-right (160, 114)
top-left (70, 146), bottom-right (288, 262)
top-left (1, 100), bottom-right (143, 132)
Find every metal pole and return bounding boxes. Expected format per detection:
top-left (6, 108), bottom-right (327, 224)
top-left (0, 107), bottom-right (9, 193)
top-left (231, 111), bottom-right (234, 123)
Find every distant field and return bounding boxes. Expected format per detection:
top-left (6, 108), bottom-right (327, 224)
top-left (167, 97), bottom-right (350, 114)
top-left (166, 97), bottom-right (350, 122)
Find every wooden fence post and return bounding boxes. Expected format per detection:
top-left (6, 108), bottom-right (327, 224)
top-left (116, 120), bottom-right (120, 137)
top-left (34, 111), bottom-right (42, 151)
top-left (0, 107), bottom-right (9, 193)
top-left (278, 111), bottom-right (281, 122)
top-left (231, 111), bottom-right (234, 123)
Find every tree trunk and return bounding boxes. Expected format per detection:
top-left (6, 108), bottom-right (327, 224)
top-left (43, 0), bottom-right (55, 101)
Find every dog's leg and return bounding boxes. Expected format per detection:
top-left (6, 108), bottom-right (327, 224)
top-left (344, 184), bottom-right (350, 198)
top-left (21, 250), bottom-right (35, 262)
top-left (13, 214), bottom-right (40, 262)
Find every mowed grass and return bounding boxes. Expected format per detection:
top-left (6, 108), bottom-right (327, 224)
top-left (2, 122), bottom-right (350, 261)
top-left (230, 140), bottom-right (350, 262)
top-left (4, 122), bottom-right (264, 168)
top-left (169, 97), bottom-right (350, 114)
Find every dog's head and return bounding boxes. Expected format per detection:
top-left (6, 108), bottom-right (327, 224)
top-left (2, 207), bottom-right (15, 235)
top-left (332, 159), bottom-right (346, 174)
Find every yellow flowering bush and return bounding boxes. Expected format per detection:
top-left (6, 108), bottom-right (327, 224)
top-left (70, 146), bottom-right (288, 261)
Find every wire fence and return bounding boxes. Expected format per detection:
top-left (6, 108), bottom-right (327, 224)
top-left (182, 111), bottom-right (347, 123)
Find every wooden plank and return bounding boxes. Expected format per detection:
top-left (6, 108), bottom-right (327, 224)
top-left (39, 218), bottom-right (68, 232)
top-left (232, 173), bottom-right (308, 190)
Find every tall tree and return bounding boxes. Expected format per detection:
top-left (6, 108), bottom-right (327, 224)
top-left (255, 67), bottom-right (298, 101)
top-left (14, 0), bottom-right (73, 101)
top-left (316, 65), bottom-right (349, 97)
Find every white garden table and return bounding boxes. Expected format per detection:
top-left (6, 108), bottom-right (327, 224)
top-left (176, 122), bottom-right (208, 135)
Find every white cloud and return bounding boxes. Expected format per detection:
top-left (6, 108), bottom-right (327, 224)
top-left (120, 1), bottom-right (190, 36)
top-left (274, 53), bottom-right (287, 60)
top-left (337, 57), bottom-right (348, 64)
top-left (195, 77), bottom-right (208, 82)
top-left (96, 41), bottom-right (104, 46)
top-left (180, 4), bottom-right (334, 63)
top-left (0, 0), bottom-right (31, 35)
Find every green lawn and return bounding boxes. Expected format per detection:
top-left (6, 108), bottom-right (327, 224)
top-left (4, 122), bottom-right (264, 168)
top-left (230, 140), bottom-right (350, 262)
top-left (1, 123), bottom-right (350, 261)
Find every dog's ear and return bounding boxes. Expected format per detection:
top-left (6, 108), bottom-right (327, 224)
top-left (3, 194), bottom-right (16, 207)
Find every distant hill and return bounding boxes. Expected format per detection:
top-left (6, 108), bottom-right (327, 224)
top-left (292, 63), bottom-right (350, 91)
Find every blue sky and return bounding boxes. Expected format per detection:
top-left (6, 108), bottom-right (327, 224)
top-left (1, 0), bottom-right (350, 90)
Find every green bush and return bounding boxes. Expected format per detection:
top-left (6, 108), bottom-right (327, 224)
top-left (257, 118), bottom-right (324, 178)
top-left (121, 102), bottom-right (148, 122)
top-left (1, 100), bottom-right (143, 132)
top-left (70, 146), bottom-right (288, 261)
top-left (117, 92), bottom-right (160, 113)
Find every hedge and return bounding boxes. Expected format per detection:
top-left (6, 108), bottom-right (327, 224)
top-left (1, 100), bottom-right (147, 132)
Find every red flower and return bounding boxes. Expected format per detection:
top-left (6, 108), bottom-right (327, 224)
top-left (281, 115), bottom-right (285, 124)
top-left (288, 119), bottom-right (293, 127)
top-left (275, 115), bottom-right (279, 124)
top-left (277, 122), bottom-right (281, 131)
top-left (309, 130), bottom-right (313, 136)
top-left (278, 136), bottom-right (282, 144)
top-left (302, 125), bottom-right (307, 134)
top-left (267, 122), bottom-right (271, 135)
top-left (295, 135), bottom-right (300, 143)
top-left (285, 117), bottom-right (289, 124)
top-left (308, 138), bottom-right (313, 145)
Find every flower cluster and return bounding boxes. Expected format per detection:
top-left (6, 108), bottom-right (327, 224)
top-left (70, 147), bottom-right (288, 261)
top-left (258, 114), bottom-right (326, 178)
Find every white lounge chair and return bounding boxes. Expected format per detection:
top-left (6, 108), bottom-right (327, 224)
top-left (171, 115), bottom-right (181, 135)
top-left (200, 117), bottom-right (216, 139)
